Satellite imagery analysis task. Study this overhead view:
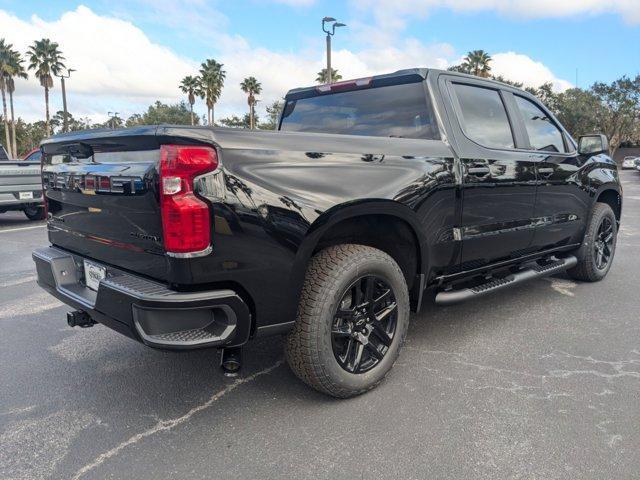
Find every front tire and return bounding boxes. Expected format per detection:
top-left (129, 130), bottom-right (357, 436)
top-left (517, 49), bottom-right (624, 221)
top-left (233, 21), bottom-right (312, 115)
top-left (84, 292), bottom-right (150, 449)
top-left (23, 206), bottom-right (46, 221)
top-left (568, 203), bottom-right (618, 282)
top-left (285, 244), bottom-right (410, 398)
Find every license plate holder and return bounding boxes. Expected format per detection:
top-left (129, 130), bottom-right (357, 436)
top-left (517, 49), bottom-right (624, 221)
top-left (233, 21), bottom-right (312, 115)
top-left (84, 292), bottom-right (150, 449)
top-left (83, 260), bottom-right (106, 291)
top-left (19, 191), bottom-right (34, 200)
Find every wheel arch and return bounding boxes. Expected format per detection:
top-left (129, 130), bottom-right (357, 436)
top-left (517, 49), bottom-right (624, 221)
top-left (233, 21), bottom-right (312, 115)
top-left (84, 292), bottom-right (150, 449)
top-left (287, 200), bottom-right (428, 315)
top-left (595, 186), bottom-right (622, 225)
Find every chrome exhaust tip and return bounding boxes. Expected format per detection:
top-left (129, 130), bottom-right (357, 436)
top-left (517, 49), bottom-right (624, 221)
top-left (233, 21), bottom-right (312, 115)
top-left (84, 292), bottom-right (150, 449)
top-left (221, 347), bottom-right (242, 378)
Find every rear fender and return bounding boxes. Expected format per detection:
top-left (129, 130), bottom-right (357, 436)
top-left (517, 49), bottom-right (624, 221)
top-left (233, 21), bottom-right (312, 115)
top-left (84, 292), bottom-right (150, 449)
top-left (282, 200), bottom-right (428, 321)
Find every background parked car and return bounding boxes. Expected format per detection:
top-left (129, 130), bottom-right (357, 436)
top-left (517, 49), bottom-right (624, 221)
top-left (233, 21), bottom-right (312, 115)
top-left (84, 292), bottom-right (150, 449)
top-left (22, 148), bottom-right (42, 163)
top-left (0, 144), bottom-right (10, 162)
top-left (0, 145), bottom-right (45, 220)
top-left (622, 156), bottom-right (639, 169)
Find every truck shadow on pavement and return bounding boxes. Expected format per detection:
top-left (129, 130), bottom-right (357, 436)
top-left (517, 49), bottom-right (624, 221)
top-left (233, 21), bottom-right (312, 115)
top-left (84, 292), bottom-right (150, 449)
top-left (40, 271), bottom-right (578, 413)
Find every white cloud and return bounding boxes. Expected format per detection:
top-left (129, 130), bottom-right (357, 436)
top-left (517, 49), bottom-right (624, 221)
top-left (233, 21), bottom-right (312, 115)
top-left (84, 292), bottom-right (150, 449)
top-left (1, 6), bottom-right (197, 121)
top-left (0, 5), bottom-right (460, 123)
top-left (492, 52), bottom-right (573, 91)
top-left (0, 3), bottom-right (572, 125)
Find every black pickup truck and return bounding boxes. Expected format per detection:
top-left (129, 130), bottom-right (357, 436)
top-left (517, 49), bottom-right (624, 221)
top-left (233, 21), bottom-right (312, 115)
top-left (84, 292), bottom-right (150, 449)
top-left (33, 69), bottom-right (621, 397)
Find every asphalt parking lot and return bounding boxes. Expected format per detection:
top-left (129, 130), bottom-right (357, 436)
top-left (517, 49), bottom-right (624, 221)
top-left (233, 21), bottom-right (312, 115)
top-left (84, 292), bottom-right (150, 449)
top-left (1, 170), bottom-right (639, 480)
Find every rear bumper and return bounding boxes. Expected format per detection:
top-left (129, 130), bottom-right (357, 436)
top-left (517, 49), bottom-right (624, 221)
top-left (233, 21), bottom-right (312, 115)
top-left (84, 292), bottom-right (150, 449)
top-left (0, 191), bottom-right (43, 207)
top-left (32, 246), bottom-right (251, 349)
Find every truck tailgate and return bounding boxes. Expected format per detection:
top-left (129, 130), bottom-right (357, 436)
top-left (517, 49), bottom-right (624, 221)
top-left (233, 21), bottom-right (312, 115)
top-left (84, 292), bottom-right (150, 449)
top-left (0, 161), bottom-right (43, 204)
top-left (41, 132), bottom-right (169, 281)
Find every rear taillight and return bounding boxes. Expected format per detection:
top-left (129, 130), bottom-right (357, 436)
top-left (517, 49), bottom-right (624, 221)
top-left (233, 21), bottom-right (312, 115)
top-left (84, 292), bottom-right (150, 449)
top-left (159, 145), bottom-right (218, 256)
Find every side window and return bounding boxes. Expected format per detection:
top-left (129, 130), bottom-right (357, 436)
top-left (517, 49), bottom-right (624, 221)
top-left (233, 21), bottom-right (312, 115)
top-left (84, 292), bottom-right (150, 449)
top-left (515, 96), bottom-right (566, 153)
top-left (452, 83), bottom-right (514, 149)
top-left (27, 150), bottom-right (42, 163)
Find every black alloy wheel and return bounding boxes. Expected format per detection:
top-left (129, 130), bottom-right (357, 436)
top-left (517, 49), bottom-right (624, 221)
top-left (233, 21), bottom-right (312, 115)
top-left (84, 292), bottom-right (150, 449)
top-left (285, 244), bottom-right (410, 398)
top-left (567, 202), bottom-right (617, 282)
top-left (594, 216), bottom-right (615, 270)
top-left (331, 275), bottom-right (398, 374)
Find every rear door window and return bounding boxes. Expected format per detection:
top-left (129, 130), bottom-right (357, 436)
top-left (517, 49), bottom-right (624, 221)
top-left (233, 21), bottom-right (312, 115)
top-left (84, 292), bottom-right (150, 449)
top-left (452, 83), bottom-right (515, 149)
top-left (514, 96), bottom-right (567, 153)
top-left (280, 82), bottom-right (439, 139)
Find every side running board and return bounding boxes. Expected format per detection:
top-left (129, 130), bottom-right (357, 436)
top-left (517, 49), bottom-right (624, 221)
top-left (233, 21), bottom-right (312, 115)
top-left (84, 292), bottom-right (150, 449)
top-left (435, 256), bottom-right (578, 306)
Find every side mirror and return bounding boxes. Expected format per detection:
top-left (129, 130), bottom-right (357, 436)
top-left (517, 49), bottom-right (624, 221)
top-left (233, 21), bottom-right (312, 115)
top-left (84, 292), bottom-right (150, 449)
top-left (578, 134), bottom-right (609, 156)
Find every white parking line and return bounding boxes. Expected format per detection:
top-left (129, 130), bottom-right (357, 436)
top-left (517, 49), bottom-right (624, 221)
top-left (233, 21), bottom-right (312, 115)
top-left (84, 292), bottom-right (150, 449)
top-left (0, 275), bottom-right (37, 288)
top-left (0, 225), bottom-right (46, 233)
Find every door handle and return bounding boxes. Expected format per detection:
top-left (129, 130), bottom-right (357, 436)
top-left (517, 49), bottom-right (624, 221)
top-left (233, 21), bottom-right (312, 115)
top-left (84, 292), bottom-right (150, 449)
top-left (468, 166), bottom-right (491, 176)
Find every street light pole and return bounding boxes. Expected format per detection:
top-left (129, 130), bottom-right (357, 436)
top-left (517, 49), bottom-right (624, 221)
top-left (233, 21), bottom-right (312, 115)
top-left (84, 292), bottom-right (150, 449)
top-left (54, 68), bottom-right (75, 133)
top-left (326, 31), bottom-right (332, 84)
top-left (322, 17), bottom-right (346, 84)
top-left (107, 111), bottom-right (120, 130)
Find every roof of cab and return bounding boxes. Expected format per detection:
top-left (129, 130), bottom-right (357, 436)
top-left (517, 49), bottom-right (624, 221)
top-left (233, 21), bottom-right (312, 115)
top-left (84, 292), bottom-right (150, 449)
top-left (284, 68), bottom-right (429, 101)
top-left (283, 67), bottom-right (531, 101)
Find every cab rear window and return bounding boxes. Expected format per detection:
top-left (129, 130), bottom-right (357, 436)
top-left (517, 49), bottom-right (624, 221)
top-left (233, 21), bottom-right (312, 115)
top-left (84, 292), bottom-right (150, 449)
top-left (280, 82), bottom-right (439, 140)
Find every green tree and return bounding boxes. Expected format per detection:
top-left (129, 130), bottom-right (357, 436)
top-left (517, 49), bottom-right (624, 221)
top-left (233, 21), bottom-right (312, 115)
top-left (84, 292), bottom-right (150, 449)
top-left (240, 76), bottom-right (262, 130)
top-left (199, 59), bottom-right (226, 125)
top-left (126, 101), bottom-right (196, 126)
top-left (0, 39), bottom-right (13, 155)
top-left (125, 113), bottom-right (143, 128)
top-left (27, 38), bottom-right (66, 137)
top-left (590, 76), bottom-right (640, 154)
top-left (525, 83), bottom-right (558, 112)
top-left (51, 110), bottom-right (93, 133)
top-left (492, 75), bottom-right (523, 89)
top-left (179, 75), bottom-right (200, 125)
top-left (447, 64), bottom-right (470, 74)
top-left (106, 115), bottom-right (123, 129)
top-left (5, 48), bottom-right (28, 157)
top-left (551, 88), bottom-right (600, 139)
top-left (13, 118), bottom-right (48, 155)
top-left (219, 114), bottom-right (253, 129)
top-left (464, 50), bottom-right (492, 78)
top-left (259, 100), bottom-right (284, 130)
top-left (449, 50), bottom-right (492, 78)
top-left (316, 68), bottom-right (342, 84)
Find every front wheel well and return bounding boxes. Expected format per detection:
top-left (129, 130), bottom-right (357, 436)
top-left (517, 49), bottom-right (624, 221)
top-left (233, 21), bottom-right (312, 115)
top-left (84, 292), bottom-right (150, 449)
top-left (596, 189), bottom-right (622, 224)
top-left (312, 214), bottom-right (421, 292)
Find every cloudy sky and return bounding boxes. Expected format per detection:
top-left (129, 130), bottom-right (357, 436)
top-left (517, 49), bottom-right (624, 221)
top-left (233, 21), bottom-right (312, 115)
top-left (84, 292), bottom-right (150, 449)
top-left (1, 0), bottom-right (639, 124)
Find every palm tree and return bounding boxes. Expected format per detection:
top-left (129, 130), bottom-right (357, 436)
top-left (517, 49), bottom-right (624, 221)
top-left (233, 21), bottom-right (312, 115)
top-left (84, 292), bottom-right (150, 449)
top-left (0, 40), bottom-right (12, 154)
top-left (179, 75), bottom-right (200, 126)
top-left (462, 50), bottom-right (492, 78)
top-left (316, 68), bottom-right (342, 84)
top-left (240, 77), bottom-right (262, 130)
top-left (27, 38), bottom-right (66, 136)
top-left (199, 59), bottom-right (225, 125)
top-left (5, 49), bottom-right (27, 157)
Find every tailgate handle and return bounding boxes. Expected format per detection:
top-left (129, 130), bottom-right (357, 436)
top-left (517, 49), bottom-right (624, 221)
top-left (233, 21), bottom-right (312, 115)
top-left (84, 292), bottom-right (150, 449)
top-left (468, 166), bottom-right (491, 177)
top-left (538, 167), bottom-right (554, 178)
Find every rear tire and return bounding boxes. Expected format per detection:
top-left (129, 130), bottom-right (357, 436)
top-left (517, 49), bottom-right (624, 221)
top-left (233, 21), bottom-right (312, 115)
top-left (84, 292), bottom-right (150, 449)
top-left (285, 244), bottom-right (410, 398)
top-left (23, 206), bottom-right (46, 221)
top-left (567, 203), bottom-right (617, 282)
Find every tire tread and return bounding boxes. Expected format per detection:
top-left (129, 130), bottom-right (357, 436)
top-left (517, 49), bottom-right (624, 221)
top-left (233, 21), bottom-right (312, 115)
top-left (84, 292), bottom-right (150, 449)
top-left (568, 203), bottom-right (617, 282)
top-left (285, 244), bottom-right (409, 398)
